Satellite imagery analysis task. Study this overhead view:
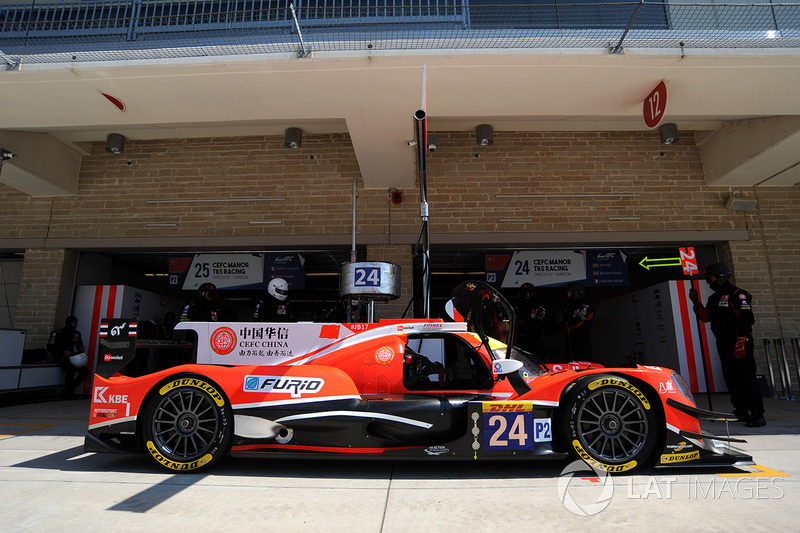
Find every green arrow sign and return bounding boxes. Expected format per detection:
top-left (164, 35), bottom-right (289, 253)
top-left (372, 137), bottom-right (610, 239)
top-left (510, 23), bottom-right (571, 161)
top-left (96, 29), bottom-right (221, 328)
top-left (639, 256), bottom-right (682, 270)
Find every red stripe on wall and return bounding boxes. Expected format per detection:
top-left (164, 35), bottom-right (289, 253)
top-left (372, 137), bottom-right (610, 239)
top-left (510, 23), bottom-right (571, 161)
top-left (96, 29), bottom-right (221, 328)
top-left (85, 286), bottom-right (105, 394)
top-left (106, 285), bottom-right (118, 318)
top-left (675, 280), bottom-right (699, 391)
top-left (692, 279), bottom-right (715, 392)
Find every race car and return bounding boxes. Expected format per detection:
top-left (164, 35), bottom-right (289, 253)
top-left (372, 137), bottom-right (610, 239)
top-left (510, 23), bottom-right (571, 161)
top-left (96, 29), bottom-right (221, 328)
top-left (84, 280), bottom-right (753, 473)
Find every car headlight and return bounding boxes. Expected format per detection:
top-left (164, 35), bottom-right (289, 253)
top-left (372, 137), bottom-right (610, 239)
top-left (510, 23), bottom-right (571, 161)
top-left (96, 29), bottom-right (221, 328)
top-left (671, 372), bottom-right (695, 404)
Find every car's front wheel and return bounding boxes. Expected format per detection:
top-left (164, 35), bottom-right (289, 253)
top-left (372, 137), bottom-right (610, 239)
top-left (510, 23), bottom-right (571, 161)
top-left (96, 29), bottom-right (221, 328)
top-left (141, 374), bottom-right (233, 472)
top-left (561, 374), bottom-right (658, 474)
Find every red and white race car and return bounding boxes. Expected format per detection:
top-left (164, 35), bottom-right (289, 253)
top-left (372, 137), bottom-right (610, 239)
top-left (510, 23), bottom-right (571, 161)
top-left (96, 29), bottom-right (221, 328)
top-left (85, 281), bottom-right (752, 473)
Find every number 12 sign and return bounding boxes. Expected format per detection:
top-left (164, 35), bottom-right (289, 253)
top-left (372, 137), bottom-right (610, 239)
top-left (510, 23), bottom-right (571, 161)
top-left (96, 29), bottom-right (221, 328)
top-left (643, 80), bottom-right (667, 129)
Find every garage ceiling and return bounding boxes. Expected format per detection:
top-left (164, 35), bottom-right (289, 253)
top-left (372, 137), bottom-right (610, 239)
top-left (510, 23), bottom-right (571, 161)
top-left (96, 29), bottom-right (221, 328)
top-left (2, 49), bottom-right (800, 194)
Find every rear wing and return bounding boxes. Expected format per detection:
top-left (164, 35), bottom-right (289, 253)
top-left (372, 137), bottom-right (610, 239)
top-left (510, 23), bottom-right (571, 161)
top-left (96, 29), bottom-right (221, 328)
top-left (95, 319), bottom-right (138, 378)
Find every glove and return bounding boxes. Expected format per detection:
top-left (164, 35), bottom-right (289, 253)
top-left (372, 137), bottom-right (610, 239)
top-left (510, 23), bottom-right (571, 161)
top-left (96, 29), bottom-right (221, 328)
top-left (688, 288), bottom-right (699, 303)
top-left (735, 336), bottom-right (748, 359)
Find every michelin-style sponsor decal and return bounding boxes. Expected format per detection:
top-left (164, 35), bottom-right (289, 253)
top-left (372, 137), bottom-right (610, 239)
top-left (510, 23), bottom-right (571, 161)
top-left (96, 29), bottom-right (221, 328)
top-left (660, 451), bottom-right (700, 464)
top-left (375, 346), bottom-right (394, 364)
top-left (588, 378), bottom-right (651, 410)
top-left (549, 362), bottom-right (593, 372)
top-left (210, 327), bottom-right (237, 355)
top-left (425, 446), bottom-right (450, 456)
top-left (666, 441), bottom-right (693, 452)
top-left (659, 380), bottom-right (677, 394)
top-left (91, 407), bottom-right (119, 419)
top-left (243, 375), bottom-right (324, 398)
top-left (573, 440), bottom-right (636, 473)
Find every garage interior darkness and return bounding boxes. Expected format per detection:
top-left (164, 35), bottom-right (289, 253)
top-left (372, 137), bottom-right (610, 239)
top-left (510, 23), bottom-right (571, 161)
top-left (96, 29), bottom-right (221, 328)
top-left (23, 241), bottom-right (724, 366)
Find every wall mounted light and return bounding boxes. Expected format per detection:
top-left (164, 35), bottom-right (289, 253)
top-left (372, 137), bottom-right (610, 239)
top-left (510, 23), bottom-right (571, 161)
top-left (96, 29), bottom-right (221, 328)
top-left (476, 124), bottom-right (493, 146)
top-left (106, 133), bottom-right (125, 154)
top-left (285, 127), bottom-right (302, 149)
top-left (725, 193), bottom-right (757, 211)
top-left (659, 123), bottom-right (679, 145)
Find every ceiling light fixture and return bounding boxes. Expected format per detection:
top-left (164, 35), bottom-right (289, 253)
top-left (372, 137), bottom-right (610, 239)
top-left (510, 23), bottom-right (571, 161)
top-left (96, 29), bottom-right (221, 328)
top-left (476, 124), bottom-right (493, 146)
top-left (285, 127), bottom-right (302, 149)
top-left (659, 123), bottom-right (679, 145)
top-left (106, 133), bottom-right (125, 154)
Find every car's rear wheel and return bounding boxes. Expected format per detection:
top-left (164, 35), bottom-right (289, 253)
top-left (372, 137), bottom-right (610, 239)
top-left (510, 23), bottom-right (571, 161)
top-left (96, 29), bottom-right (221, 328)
top-left (142, 374), bottom-right (233, 472)
top-left (562, 374), bottom-right (658, 473)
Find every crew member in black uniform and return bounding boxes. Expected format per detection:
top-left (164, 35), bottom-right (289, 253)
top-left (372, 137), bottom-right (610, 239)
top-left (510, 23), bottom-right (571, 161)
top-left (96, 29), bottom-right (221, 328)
top-left (180, 282), bottom-right (225, 322)
top-left (560, 282), bottom-right (595, 362)
top-left (47, 315), bottom-right (90, 397)
top-left (515, 283), bottom-right (547, 359)
top-left (253, 277), bottom-right (293, 322)
top-left (689, 263), bottom-right (765, 427)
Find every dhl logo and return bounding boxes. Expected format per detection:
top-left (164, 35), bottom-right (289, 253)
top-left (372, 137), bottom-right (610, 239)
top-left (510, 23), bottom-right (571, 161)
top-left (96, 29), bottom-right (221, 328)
top-left (483, 401), bottom-right (533, 412)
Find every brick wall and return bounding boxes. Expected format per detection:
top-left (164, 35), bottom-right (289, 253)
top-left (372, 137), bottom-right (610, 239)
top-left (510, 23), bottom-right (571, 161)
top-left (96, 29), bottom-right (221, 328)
top-left (14, 248), bottom-right (68, 349)
top-left (2, 131), bottom-right (798, 356)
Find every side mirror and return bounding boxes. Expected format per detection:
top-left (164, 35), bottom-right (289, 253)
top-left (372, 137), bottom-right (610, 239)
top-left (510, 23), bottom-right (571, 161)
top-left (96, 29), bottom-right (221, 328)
top-left (491, 358), bottom-right (523, 376)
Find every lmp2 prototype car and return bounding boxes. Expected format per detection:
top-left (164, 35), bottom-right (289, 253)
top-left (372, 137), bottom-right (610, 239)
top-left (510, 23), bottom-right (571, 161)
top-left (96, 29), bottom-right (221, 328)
top-left (85, 281), bottom-right (752, 473)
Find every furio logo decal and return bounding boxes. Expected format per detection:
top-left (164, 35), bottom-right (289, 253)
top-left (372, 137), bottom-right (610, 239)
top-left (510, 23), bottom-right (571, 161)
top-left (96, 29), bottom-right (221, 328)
top-left (243, 375), bottom-right (324, 398)
top-left (210, 327), bottom-right (237, 355)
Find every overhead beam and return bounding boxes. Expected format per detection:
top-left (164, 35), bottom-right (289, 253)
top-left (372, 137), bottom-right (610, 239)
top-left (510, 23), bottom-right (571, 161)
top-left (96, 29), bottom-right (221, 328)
top-left (699, 116), bottom-right (800, 187)
top-left (0, 131), bottom-right (84, 196)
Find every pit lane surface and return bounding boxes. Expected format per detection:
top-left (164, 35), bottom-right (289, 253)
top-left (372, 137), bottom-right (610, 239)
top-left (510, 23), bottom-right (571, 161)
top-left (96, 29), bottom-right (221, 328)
top-left (1, 394), bottom-right (797, 532)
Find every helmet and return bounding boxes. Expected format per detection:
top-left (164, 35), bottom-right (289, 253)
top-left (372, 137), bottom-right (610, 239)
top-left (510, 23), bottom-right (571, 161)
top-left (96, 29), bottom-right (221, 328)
top-left (520, 283), bottom-right (535, 293)
top-left (268, 278), bottom-right (289, 302)
top-left (69, 352), bottom-right (88, 368)
top-left (704, 263), bottom-right (732, 290)
top-left (566, 282), bottom-right (585, 300)
top-left (198, 282), bottom-right (217, 299)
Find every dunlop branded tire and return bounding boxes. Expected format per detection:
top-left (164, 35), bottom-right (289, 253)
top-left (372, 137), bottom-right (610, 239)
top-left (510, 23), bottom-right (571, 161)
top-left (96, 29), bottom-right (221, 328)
top-left (561, 374), bottom-right (658, 474)
top-left (142, 374), bottom-right (234, 472)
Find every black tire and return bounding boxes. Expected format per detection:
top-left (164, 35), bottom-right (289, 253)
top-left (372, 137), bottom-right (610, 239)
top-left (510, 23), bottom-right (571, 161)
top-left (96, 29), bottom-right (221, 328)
top-left (561, 374), bottom-right (658, 474)
top-left (142, 374), bottom-right (233, 472)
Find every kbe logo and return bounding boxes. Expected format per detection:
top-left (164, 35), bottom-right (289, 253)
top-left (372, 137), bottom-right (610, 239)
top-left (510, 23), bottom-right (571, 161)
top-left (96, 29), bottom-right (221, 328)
top-left (93, 386), bottom-right (128, 404)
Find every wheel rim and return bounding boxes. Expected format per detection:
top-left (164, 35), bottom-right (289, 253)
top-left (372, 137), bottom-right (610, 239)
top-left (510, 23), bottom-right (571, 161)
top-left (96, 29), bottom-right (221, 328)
top-left (152, 389), bottom-right (220, 460)
top-left (576, 387), bottom-right (648, 463)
